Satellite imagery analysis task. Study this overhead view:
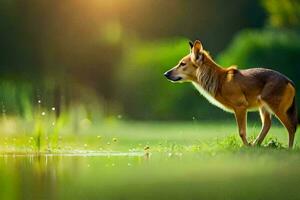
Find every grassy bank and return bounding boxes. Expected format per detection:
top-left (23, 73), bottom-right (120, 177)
top-left (0, 120), bottom-right (298, 154)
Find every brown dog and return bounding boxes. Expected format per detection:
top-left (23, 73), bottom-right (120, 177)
top-left (164, 40), bottom-right (297, 148)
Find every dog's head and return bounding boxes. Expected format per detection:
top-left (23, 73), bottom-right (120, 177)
top-left (164, 40), bottom-right (205, 82)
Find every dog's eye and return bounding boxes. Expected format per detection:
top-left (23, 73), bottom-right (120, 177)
top-left (180, 62), bottom-right (186, 66)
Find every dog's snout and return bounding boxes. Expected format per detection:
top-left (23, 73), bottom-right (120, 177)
top-left (164, 69), bottom-right (182, 81)
top-left (164, 71), bottom-right (171, 78)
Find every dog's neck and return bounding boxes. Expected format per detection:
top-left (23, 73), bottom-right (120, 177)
top-left (193, 54), bottom-right (224, 96)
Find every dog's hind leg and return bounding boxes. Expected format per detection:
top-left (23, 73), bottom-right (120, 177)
top-left (253, 107), bottom-right (272, 146)
top-left (259, 82), bottom-right (296, 148)
top-left (273, 111), bottom-right (296, 148)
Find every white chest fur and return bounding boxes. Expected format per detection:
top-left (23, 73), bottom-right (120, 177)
top-left (192, 82), bottom-right (233, 113)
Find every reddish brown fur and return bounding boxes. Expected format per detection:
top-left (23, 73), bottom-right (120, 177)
top-left (164, 40), bottom-right (298, 148)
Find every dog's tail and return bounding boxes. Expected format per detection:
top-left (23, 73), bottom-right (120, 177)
top-left (287, 96), bottom-right (298, 132)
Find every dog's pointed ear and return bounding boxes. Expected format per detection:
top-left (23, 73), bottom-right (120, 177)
top-left (189, 41), bottom-right (193, 49)
top-left (191, 40), bottom-right (203, 62)
top-left (193, 40), bottom-right (203, 52)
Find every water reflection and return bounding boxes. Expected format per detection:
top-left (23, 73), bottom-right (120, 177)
top-left (0, 154), bottom-right (145, 200)
top-left (1, 152), bottom-right (300, 200)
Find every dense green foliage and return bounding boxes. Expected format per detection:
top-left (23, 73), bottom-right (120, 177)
top-left (0, 0), bottom-right (265, 120)
top-left (262, 0), bottom-right (300, 29)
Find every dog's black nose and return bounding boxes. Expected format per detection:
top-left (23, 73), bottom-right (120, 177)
top-left (164, 71), bottom-right (171, 78)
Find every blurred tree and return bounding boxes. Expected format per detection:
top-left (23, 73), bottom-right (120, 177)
top-left (262, 0), bottom-right (300, 30)
top-left (119, 0), bottom-right (265, 53)
top-left (0, 0), bottom-right (267, 120)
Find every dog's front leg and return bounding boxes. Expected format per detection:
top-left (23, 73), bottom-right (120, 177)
top-left (234, 108), bottom-right (249, 146)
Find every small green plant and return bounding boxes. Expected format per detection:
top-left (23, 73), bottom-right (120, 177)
top-left (217, 135), bottom-right (241, 150)
top-left (263, 137), bottom-right (284, 149)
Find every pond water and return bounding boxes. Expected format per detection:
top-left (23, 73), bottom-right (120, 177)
top-left (1, 152), bottom-right (300, 200)
top-left (0, 152), bottom-right (155, 200)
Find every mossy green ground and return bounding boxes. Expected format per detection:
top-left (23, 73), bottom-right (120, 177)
top-left (0, 121), bottom-right (300, 200)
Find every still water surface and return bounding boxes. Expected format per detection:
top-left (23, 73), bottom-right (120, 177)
top-left (1, 152), bottom-right (300, 200)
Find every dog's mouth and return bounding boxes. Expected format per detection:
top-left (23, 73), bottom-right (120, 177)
top-left (171, 76), bottom-right (182, 81)
top-left (165, 76), bottom-right (182, 82)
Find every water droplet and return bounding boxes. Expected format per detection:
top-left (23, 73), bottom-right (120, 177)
top-left (51, 107), bottom-right (55, 111)
top-left (41, 112), bottom-right (46, 116)
top-left (38, 100), bottom-right (41, 104)
top-left (144, 146), bottom-right (150, 150)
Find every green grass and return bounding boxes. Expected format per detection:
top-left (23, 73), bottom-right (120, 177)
top-left (0, 120), bottom-right (298, 153)
top-left (0, 121), bottom-right (300, 200)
